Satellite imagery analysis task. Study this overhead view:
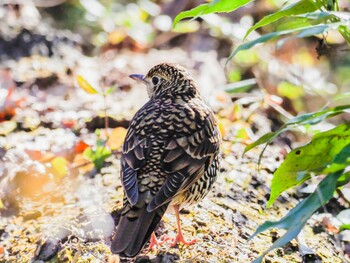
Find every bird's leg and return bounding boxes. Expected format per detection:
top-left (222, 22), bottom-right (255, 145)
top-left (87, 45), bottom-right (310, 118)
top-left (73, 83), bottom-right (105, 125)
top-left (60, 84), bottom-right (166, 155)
top-left (170, 205), bottom-right (197, 247)
top-left (147, 232), bottom-right (164, 252)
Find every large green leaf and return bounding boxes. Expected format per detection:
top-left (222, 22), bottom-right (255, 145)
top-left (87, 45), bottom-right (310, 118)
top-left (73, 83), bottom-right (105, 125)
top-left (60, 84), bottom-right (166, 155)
top-left (275, 17), bottom-right (313, 31)
top-left (339, 24), bottom-right (350, 44)
top-left (173, 0), bottom-right (253, 27)
top-left (251, 171), bottom-right (343, 263)
top-left (228, 22), bottom-right (342, 60)
top-left (285, 104), bottom-right (350, 125)
top-left (268, 124), bottom-right (350, 207)
top-left (244, 104), bottom-right (350, 154)
top-left (244, 128), bottom-right (288, 154)
top-left (277, 11), bottom-right (347, 32)
top-left (244, 0), bottom-right (320, 39)
top-left (323, 143), bottom-right (350, 174)
top-left (299, 11), bottom-right (350, 45)
top-left (296, 10), bottom-right (340, 20)
top-left (223, 78), bottom-right (256, 93)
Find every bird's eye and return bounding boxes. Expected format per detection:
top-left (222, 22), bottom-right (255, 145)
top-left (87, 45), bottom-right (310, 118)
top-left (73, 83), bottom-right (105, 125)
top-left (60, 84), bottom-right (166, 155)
top-left (152, 76), bottom-right (159, 85)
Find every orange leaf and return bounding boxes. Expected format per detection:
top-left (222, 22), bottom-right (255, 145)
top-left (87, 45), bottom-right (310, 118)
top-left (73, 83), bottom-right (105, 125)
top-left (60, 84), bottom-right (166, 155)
top-left (62, 119), bottom-right (76, 129)
top-left (76, 75), bottom-right (99, 94)
top-left (107, 127), bottom-right (127, 150)
top-left (108, 29), bottom-right (127, 45)
top-left (73, 152), bottom-right (94, 174)
top-left (25, 150), bottom-right (55, 162)
top-left (322, 217), bottom-right (339, 234)
top-left (74, 140), bottom-right (89, 154)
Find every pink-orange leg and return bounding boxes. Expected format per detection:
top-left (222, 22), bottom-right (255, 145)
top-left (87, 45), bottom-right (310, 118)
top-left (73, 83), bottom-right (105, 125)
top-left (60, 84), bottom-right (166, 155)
top-left (169, 205), bottom-right (197, 247)
top-left (147, 232), bottom-right (164, 252)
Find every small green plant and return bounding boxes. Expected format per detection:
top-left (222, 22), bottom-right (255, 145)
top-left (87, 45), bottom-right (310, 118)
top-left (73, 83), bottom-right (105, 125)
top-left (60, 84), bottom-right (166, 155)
top-left (83, 136), bottom-right (112, 171)
top-left (76, 75), bottom-right (115, 172)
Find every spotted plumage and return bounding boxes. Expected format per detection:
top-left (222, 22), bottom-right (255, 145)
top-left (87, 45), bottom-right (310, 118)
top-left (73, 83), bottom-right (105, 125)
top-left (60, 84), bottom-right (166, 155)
top-left (111, 63), bottom-right (221, 257)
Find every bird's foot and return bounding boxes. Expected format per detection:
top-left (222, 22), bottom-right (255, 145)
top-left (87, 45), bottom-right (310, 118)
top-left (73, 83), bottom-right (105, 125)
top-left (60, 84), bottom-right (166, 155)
top-left (147, 232), bottom-right (164, 252)
top-left (163, 233), bottom-right (197, 247)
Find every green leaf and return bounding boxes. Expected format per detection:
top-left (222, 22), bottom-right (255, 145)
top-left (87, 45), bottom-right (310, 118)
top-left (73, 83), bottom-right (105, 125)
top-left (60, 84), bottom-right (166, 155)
top-left (338, 25), bottom-right (350, 44)
top-left (337, 171), bottom-right (350, 187)
top-left (223, 78), bottom-right (256, 94)
top-left (244, 0), bottom-right (320, 39)
top-left (298, 11), bottom-right (350, 44)
top-left (340, 224), bottom-right (350, 230)
top-left (323, 143), bottom-right (350, 173)
top-left (300, 11), bottom-right (350, 44)
top-left (276, 17), bottom-right (313, 31)
top-left (244, 129), bottom-right (287, 154)
top-left (173, 20), bottom-right (200, 33)
top-left (296, 10), bottom-right (338, 21)
top-left (244, 105), bottom-right (350, 154)
top-left (333, 92), bottom-right (350, 101)
top-left (173, 0), bottom-right (253, 27)
top-left (286, 104), bottom-right (350, 125)
top-left (296, 23), bottom-right (330, 37)
top-left (105, 86), bottom-right (116, 96)
top-left (277, 81), bottom-right (304, 99)
top-left (228, 22), bottom-right (342, 60)
top-left (83, 146), bottom-right (111, 171)
top-left (268, 124), bottom-right (350, 207)
top-left (251, 171), bottom-right (343, 263)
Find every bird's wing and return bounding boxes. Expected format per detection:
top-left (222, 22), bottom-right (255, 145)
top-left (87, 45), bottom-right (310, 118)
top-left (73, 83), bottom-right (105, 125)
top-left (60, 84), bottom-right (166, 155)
top-left (121, 103), bottom-right (153, 206)
top-left (148, 111), bottom-right (220, 211)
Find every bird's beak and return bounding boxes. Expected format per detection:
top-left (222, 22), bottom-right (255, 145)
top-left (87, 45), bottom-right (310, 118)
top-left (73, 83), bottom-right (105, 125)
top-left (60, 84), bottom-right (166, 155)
top-left (129, 74), bottom-right (146, 83)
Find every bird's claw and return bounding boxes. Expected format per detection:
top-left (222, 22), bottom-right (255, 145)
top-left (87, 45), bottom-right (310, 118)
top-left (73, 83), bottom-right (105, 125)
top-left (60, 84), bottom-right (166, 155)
top-left (160, 234), bottom-right (197, 247)
top-left (147, 233), bottom-right (164, 252)
top-left (170, 235), bottom-right (197, 247)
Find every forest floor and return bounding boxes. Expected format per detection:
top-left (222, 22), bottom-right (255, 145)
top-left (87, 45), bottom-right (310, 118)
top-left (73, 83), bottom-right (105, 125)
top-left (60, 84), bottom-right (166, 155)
top-left (0, 4), bottom-right (348, 263)
top-left (0, 49), bottom-right (345, 263)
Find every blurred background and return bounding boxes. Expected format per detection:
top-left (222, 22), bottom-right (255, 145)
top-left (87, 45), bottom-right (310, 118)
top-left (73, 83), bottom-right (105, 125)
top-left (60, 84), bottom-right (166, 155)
top-left (0, 0), bottom-right (350, 262)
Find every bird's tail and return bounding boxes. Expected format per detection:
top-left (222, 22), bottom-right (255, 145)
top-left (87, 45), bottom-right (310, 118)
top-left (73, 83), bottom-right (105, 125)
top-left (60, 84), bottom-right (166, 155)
top-left (110, 204), bottom-right (166, 257)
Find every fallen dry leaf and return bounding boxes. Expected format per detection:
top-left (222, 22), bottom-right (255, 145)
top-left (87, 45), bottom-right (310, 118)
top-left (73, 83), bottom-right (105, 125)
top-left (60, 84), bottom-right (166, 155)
top-left (0, 120), bottom-right (17, 135)
top-left (322, 217), bottom-right (340, 234)
top-left (73, 152), bottom-right (95, 174)
top-left (107, 127), bottom-right (127, 150)
top-left (51, 157), bottom-right (68, 179)
top-left (25, 150), bottom-right (55, 163)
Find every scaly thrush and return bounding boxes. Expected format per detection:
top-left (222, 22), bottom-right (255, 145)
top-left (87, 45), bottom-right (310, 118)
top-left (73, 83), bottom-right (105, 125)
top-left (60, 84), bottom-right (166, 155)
top-left (111, 63), bottom-right (221, 257)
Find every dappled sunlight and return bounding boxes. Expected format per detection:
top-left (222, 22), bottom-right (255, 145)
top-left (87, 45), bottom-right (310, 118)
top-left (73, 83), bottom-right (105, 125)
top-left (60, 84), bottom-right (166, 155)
top-left (0, 0), bottom-right (349, 262)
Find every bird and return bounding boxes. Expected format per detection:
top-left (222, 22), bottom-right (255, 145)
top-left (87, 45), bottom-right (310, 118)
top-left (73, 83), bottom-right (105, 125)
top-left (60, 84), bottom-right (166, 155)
top-left (111, 63), bottom-right (221, 258)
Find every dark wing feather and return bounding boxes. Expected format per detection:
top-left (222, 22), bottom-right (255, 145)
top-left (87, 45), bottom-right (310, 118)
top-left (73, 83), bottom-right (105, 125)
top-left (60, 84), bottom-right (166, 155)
top-left (123, 130), bottom-right (150, 169)
top-left (148, 113), bottom-right (220, 211)
top-left (120, 157), bottom-right (139, 205)
top-left (147, 172), bottom-right (184, 212)
top-left (121, 103), bottom-right (153, 205)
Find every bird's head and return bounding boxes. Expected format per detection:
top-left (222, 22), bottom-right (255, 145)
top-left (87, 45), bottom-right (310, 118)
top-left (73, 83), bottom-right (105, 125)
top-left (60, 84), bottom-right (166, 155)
top-left (129, 63), bottom-right (198, 98)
